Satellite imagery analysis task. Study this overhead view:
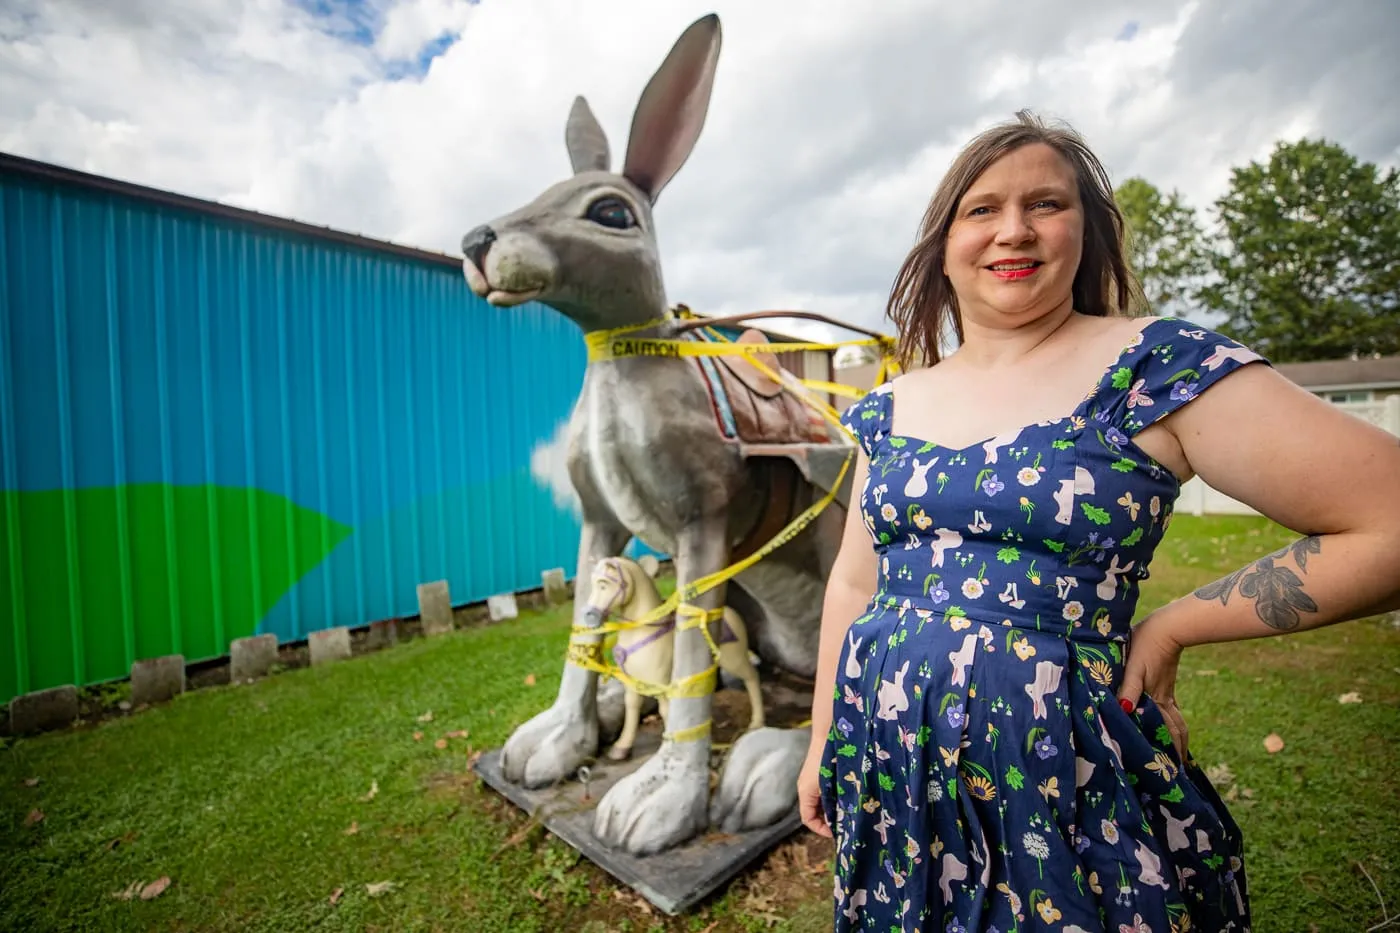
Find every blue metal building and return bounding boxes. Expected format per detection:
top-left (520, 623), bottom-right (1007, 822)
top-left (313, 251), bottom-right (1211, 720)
top-left (0, 151), bottom-right (598, 705)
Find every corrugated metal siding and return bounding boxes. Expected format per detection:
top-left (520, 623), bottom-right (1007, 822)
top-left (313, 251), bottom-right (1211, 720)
top-left (1, 164), bottom-right (592, 704)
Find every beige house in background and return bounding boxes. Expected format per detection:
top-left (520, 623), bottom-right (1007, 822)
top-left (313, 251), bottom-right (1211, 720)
top-left (831, 352), bottom-right (1400, 517)
top-left (1273, 355), bottom-right (1400, 404)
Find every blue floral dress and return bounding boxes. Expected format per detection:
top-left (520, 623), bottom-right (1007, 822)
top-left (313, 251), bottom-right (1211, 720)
top-left (818, 317), bottom-right (1265, 933)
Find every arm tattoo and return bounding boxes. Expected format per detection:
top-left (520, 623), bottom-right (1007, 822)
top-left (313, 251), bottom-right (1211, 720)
top-left (1193, 536), bottom-right (1321, 631)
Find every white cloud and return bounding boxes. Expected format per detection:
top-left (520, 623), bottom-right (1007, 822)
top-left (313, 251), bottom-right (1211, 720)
top-left (2, 0), bottom-right (1397, 347)
top-left (375, 0), bottom-right (476, 61)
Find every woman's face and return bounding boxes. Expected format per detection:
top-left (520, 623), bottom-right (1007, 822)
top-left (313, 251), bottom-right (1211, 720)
top-left (942, 142), bottom-right (1084, 329)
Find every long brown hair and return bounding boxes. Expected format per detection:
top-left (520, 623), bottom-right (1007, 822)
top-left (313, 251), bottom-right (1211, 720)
top-left (886, 110), bottom-right (1145, 369)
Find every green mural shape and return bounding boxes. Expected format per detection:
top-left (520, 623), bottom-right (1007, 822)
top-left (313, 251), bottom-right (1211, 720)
top-left (2, 484), bottom-right (351, 704)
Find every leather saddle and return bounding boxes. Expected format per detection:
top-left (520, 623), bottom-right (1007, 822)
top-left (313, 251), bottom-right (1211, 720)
top-left (691, 328), bottom-right (832, 446)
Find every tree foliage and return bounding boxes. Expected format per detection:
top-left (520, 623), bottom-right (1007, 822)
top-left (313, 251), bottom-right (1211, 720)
top-left (1198, 138), bottom-right (1400, 362)
top-left (1115, 177), bottom-right (1210, 316)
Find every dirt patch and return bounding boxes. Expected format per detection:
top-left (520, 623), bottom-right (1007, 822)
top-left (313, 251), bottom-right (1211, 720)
top-left (709, 666), bottom-right (817, 742)
top-left (727, 834), bottom-right (835, 926)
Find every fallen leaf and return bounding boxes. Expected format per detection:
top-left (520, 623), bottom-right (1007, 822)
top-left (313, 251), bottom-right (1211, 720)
top-left (104, 830), bottom-right (140, 851)
top-left (524, 673), bottom-right (537, 687)
top-left (444, 729), bottom-right (469, 739)
top-left (22, 777), bottom-right (39, 787)
top-left (329, 887), bottom-right (344, 905)
top-left (1195, 669), bottom-right (1218, 676)
top-left (434, 738), bottom-right (448, 750)
top-left (112, 881), bottom-right (142, 901)
top-left (344, 821), bottom-right (359, 836)
top-left (417, 710), bottom-right (434, 723)
top-left (1263, 733), bottom-right (1285, 754)
top-left (139, 877), bottom-right (171, 901)
top-left (1338, 691), bottom-right (1363, 704)
top-left (365, 880), bottom-right (397, 897)
top-left (361, 780), bottom-right (379, 802)
top-left (412, 731), bottom-right (424, 742)
top-left (1205, 762), bottom-right (1236, 787)
top-left (24, 809), bottom-right (44, 826)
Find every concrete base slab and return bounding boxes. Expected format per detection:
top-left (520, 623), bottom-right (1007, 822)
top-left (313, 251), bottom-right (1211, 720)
top-left (309, 627), bottom-right (351, 666)
top-left (487, 593), bottom-right (518, 622)
top-left (418, 581), bottom-right (454, 636)
top-left (230, 634), bottom-right (278, 681)
top-left (8, 685), bottom-right (80, 734)
top-left (473, 730), bottom-right (801, 915)
top-left (131, 655), bottom-right (186, 706)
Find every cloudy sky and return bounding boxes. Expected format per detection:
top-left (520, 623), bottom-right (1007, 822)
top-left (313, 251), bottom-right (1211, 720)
top-left (3, 0), bottom-right (1397, 344)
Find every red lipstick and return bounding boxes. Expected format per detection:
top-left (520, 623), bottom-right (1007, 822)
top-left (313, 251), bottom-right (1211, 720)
top-left (988, 259), bottom-right (1042, 280)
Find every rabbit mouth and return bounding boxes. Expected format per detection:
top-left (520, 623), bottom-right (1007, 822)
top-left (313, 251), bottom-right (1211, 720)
top-left (461, 256), bottom-right (546, 307)
top-left (485, 286), bottom-right (544, 307)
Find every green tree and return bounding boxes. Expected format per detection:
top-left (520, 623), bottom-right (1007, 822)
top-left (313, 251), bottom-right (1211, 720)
top-left (1199, 138), bottom-right (1400, 362)
top-left (1115, 177), bottom-right (1210, 315)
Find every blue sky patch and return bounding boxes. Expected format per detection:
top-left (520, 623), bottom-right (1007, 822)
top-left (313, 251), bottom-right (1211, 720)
top-left (384, 32), bottom-right (458, 81)
top-left (1116, 21), bottom-right (1140, 42)
top-left (290, 0), bottom-right (382, 47)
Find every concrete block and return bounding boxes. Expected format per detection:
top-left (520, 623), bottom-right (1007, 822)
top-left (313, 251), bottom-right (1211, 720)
top-left (309, 627), bottom-right (352, 666)
top-left (9, 685), bottom-right (79, 734)
top-left (366, 619), bottom-right (399, 651)
top-left (417, 580), bottom-right (454, 636)
top-left (229, 634), bottom-right (279, 681)
top-left (542, 568), bottom-right (569, 605)
top-left (131, 655), bottom-right (186, 706)
top-left (488, 593), bottom-right (519, 622)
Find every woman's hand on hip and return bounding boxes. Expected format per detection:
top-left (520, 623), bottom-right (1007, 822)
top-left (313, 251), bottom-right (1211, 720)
top-left (1118, 610), bottom-right (1189, 761)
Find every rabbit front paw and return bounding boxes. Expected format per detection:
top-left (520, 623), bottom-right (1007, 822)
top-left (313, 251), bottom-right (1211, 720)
top-left (500, 702), bottom-right (598, 788)
top-left (592, 739), bottom-right (709, 855)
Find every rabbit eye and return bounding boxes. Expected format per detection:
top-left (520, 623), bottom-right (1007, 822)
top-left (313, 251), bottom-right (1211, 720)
top-left (585, 196), bottom-right (637, 230)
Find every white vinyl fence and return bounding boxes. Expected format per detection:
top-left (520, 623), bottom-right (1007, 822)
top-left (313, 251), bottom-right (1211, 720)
top-left (1178, 394), bottom-right (1400, 516)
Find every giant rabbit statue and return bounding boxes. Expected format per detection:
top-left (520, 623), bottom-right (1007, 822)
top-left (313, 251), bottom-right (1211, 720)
top-left (459, 13), bottom-right (852, 856)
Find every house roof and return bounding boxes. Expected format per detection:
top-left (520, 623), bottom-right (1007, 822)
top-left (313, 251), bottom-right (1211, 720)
top-left (1273, 355), bottom-right (1400, 391)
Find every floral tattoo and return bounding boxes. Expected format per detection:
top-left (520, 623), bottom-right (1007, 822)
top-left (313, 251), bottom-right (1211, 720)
top-left (1192, 536), bottom-right (1321, 631)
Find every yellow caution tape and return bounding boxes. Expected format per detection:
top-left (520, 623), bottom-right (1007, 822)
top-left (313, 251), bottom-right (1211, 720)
top-left (563, 309), bottom-right (896, 742)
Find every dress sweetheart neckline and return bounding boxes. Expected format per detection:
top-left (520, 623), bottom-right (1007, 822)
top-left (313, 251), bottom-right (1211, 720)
top-left (885, 316), bottom-right (1174, 454)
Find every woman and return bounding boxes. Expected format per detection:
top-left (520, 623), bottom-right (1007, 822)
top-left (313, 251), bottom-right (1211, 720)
top-left (796, 110), bottom-right (1400, 932)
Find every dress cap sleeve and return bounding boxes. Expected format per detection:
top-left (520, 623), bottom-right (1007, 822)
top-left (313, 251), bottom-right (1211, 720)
top-left (1105, 318), bottom-right (1272, 437)
top-left (839, 380), bottom-right (895, 458)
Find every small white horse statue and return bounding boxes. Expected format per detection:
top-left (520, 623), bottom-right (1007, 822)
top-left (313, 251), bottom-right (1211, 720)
top-left (582, 556), bottom-right (765, 761)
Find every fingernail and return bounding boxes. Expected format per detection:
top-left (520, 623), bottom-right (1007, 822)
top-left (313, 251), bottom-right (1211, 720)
top-left (1119, 698), bottom-right (1134, 714)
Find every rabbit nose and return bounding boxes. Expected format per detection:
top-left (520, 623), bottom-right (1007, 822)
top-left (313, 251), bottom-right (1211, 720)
top-left (460, 225), bottom-right (497, 269)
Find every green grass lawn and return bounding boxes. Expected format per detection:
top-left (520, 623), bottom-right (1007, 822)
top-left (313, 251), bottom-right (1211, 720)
top-left (2, 515), bottom-right (1397, 932)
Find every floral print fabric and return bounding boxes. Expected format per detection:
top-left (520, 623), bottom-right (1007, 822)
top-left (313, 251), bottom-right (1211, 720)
top-left (818, 318), bottom-right (1264, 932)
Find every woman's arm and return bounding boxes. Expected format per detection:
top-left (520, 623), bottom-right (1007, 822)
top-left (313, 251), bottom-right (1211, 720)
top-left (1119, 363), bottom-right (1400, 748)
top-left (798, 445), bottom-right (879, 835)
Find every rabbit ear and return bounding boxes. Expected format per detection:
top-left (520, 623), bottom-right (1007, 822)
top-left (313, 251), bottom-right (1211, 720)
top-left (565, 95), bottom-right (611, 174)
top-left (621, 13), bottom-right (722, 202)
